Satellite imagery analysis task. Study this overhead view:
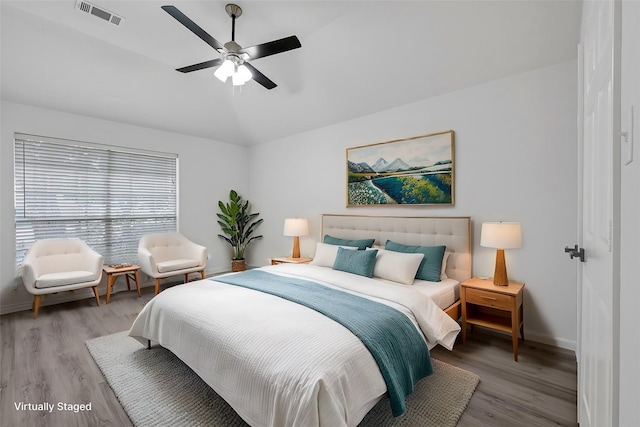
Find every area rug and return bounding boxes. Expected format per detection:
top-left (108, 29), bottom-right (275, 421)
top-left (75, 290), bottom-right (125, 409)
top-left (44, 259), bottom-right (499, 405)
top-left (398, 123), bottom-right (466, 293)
top-left (86, 332), bottom-right (479, 427)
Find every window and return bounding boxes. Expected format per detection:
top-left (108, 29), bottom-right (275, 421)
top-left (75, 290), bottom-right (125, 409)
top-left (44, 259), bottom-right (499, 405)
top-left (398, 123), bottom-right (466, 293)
top-left (14, 134), bottom-right (178, 266)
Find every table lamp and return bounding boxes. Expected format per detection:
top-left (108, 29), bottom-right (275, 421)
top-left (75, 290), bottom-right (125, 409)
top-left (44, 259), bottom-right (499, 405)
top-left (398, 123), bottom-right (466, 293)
top-left (480, 222), bottom-right (522, 286)
top-left (283, 218), bottom-right (309, 259)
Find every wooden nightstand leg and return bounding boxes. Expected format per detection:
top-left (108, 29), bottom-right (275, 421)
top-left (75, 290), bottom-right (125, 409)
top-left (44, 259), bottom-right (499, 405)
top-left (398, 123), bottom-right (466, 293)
top-left (461, 301), bottom-right (467, 343)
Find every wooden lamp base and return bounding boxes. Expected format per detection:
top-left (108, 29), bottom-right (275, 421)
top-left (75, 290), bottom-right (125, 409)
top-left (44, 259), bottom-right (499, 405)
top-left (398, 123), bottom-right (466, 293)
top-left (493, 249), bottom-right (509, 286)
top-left (291, 236), bottom-right (301, 259)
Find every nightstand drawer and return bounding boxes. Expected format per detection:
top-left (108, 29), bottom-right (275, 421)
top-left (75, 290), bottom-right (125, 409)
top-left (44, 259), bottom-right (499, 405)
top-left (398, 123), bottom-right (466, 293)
top-left (465, 288), bottom-right (512, 310)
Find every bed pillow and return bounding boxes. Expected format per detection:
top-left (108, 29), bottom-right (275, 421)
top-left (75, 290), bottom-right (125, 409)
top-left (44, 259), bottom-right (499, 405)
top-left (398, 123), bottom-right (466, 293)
top-left (332, 247), bottom-right (378, 277)
top-left (323, 234), bottom-right (375, 250)
top-left (441, 251), bottom-right (451, 279)
top-left (385, 241), bottom-right (446, 282)
top-left (368, 248), bottom-right (424, 285)
top-left (310, 242), bottom-right (358, 267)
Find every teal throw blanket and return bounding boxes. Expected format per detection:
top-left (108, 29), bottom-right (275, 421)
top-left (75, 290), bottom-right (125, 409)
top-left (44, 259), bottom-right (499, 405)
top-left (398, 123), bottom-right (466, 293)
top-left (213, 270), bottom-right (433, 416)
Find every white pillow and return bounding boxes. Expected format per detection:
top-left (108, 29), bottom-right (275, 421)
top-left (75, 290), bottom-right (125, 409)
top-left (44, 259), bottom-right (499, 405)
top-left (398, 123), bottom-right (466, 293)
top-left (368, 248), bottom-right (424, 285)
top-left (441, 251), bottom-right (451, 279)
top-left (310, 242), bottom-right (358, 267)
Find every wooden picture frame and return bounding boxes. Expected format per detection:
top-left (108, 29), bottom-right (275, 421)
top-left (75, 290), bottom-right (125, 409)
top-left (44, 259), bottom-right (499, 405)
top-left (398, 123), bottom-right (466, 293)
top-left (346, 130), bottom-right (455, 206)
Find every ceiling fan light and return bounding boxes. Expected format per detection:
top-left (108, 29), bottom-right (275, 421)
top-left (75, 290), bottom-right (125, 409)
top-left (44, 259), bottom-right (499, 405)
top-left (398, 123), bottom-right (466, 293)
top-left (231, 64), bottom-right (251, 86)
top-left (232, 72), bottom-right (245, 86)
top-left (238, 64), bottom-right (252, 81)
top-left (214, 59), bottom-right (234, 82)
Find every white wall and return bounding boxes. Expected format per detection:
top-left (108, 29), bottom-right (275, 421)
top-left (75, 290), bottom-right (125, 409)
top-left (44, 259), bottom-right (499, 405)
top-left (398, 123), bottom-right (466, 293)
top-left (0, 101), bottom-right (249, 314)
top-left (619, 0), bottom-right (640, 424)
top-left (248, 61), bottom-right (579, 349)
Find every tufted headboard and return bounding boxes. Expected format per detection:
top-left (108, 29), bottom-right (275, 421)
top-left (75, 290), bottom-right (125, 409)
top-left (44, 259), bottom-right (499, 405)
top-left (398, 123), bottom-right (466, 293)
top-left (321, 214), bottom-right (472, 283)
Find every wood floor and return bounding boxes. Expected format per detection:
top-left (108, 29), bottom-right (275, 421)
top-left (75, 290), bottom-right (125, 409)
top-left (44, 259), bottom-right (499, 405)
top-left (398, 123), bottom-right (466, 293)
top-left (1, 286), bottom-right (578, 427)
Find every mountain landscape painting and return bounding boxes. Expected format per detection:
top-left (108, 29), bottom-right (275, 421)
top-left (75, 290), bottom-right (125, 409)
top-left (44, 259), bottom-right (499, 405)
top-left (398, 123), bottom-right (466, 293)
top-left (346, 130), bottom-right (454, 206)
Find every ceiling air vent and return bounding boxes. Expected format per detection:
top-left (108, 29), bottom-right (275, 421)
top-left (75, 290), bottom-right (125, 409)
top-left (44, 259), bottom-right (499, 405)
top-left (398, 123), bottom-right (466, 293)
top-left (75, 1), bottom-right (125, 26)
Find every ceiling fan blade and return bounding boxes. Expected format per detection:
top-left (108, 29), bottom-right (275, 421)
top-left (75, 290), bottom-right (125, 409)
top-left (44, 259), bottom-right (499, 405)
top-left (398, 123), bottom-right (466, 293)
top-left (240, 36), bottom-right (301, 60)
top-left (244, 63), bottom-right (277, 90)
top-left (162, 5), bottom-right (225, 52)
top-left (176, 58), bottom-right (224, 73)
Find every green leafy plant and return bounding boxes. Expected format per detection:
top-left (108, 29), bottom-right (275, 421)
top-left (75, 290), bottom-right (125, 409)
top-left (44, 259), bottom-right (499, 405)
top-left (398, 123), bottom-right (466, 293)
top-left (217, 190), bottom-right (263, 260)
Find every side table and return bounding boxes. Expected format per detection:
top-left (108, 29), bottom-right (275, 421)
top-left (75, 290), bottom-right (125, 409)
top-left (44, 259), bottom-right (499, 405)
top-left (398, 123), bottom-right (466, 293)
top-left (461, 276), bottom-right (525, 361)
top-left (271, 257), bottom-right (313, 265)
top-left (103, 264), bottom-right (141, 304)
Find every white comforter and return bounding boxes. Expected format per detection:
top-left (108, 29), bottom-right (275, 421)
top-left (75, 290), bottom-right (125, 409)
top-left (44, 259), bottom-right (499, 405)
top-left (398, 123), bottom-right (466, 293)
top-left (128, 263), bottom-right (461, 427)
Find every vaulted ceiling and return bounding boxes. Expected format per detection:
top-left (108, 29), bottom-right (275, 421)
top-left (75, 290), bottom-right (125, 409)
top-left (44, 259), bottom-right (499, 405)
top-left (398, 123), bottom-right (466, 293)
top-left (1, 1), bottom-right (582, 145)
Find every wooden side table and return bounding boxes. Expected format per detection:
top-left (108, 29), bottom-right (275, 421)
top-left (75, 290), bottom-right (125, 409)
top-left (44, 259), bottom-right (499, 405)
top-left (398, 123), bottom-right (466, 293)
top-left (271, 257), bottom-right (313, 265)
top-left (103, 264), bottom-right (141, 304)
top-left (461, 276), bottom-right (525, 361)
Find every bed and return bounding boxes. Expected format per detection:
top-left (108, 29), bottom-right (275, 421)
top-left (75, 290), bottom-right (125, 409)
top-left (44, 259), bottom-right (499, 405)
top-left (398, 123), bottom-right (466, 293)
top-left (129, 215), bottom-right (472, 427)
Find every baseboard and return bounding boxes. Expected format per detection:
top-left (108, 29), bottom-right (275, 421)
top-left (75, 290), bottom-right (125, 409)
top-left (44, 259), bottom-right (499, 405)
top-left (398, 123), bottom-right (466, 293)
top-left (462, 324), bottom-right (577, 353)
top-left (0, 267), bottom-right (227, 316)
top-left (525, 331), bottom-right (576, 353)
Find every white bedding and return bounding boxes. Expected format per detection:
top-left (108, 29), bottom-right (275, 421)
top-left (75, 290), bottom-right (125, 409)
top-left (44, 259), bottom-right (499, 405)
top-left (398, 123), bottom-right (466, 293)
top-left (411, 278), bottom-right (460, 310)
top-left (128, 263), bottom-right (461, 427)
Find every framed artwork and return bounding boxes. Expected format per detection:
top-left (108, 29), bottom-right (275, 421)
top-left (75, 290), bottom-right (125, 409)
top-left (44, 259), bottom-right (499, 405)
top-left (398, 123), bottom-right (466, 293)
top-left (346, 130), bottom-right (454, 206)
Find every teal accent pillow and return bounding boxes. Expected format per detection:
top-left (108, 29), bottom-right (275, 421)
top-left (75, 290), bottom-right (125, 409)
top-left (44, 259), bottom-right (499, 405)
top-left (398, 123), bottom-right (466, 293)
top-left (385, 241), bottom-right (446, 282)
top-left (333, 247), bottom-right (378, 277)
top-left (323, 234), bottom-right (375, 250)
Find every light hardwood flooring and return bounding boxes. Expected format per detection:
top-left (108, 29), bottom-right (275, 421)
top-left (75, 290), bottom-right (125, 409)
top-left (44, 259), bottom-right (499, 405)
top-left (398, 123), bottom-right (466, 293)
top-left (1, 286), bottom-right (577, 427)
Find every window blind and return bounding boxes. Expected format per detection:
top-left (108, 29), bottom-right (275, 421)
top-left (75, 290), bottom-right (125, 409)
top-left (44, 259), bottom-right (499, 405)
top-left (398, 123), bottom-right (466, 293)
top-left (14, 135), bottom-right (178, 266)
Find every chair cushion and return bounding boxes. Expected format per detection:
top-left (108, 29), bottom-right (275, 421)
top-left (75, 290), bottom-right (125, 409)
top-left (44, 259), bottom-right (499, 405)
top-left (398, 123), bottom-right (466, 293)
top-left (35, 271), bottom-right (96, 289)
top-left (156, 258), bottom-right (200, 273)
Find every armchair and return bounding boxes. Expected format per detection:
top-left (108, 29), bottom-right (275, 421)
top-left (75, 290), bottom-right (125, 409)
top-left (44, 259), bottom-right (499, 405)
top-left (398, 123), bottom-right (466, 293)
top-left (21, 238), bottom-right (103, 319)
top-left (138, 232), bottom-right (207, 295)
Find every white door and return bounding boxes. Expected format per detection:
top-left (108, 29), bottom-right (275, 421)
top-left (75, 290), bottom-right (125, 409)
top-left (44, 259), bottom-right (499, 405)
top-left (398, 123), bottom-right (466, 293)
top-left (577, 0), bottom-right (620, 426)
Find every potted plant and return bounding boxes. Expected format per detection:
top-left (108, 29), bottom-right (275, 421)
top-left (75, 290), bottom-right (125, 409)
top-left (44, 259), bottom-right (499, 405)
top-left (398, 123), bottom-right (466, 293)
top-left (217, 190), bottom-right (264, 271)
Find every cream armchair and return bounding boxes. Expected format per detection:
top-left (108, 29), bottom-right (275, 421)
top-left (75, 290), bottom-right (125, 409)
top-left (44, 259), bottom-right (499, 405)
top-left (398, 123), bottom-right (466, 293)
top-left (138, 232), bottom-right (207, 295)
top-left (22, 238), bottom-right (103, 319)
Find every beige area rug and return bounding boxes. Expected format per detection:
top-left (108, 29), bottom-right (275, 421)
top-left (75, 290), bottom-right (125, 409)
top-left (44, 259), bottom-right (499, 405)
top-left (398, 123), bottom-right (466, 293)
top-left (86, 332), bottom-right (479, 427)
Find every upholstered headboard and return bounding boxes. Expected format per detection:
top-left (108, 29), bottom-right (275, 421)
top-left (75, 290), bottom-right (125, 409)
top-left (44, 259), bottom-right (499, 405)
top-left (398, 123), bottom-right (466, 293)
top-left (321, 214), bottom-right (472, 283)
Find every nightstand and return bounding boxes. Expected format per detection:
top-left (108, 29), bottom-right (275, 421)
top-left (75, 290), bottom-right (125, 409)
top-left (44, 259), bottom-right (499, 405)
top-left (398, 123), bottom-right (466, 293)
top-left (461, 276), bottom-right (525, 361)
top-left (271, 257), bottom-right (313, 265)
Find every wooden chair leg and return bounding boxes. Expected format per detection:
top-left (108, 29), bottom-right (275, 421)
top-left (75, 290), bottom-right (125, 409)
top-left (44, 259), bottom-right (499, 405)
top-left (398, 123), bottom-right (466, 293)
top-left (134, 270), bottom-right (141, 297)
top-left (155, 278), bottom-right (161, 295)
top-left (92, 286), bottom-right (100, 306)
top-left (33, 295), bottom-right (42, 319)
top-left (200, 270), bottom-right (205, 280)
top-left (184, 273), bottom-right (189, 284)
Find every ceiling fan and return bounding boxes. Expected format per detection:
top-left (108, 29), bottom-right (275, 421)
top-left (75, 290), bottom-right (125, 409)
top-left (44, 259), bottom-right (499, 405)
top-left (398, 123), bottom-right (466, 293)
top-left (162, 3), bottom-right (301, 90)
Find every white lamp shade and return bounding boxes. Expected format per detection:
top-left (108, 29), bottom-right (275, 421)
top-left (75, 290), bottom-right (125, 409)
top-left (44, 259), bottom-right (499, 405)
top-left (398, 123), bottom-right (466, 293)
top-left (480, 222), bottom-right (522, 249)
top-left (214, 59), bottom-right (234, 82)
top-left (237, 64), bottom-right (252, 83)
top-left (283, 218), bottom-right (309, 237)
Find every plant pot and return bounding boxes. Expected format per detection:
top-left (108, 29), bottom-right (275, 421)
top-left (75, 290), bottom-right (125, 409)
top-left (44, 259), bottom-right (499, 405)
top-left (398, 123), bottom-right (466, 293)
top-left (231, 259), bottom-right (247, 272)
